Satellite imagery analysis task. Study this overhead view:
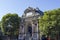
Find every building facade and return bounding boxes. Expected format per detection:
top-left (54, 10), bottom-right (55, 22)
top-left (18, 7), bottom-right (43, 40)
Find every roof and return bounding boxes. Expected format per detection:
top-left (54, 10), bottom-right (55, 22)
top-left (22, 7), bottom-right (44, 17)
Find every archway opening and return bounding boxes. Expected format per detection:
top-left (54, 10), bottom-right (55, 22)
top-left (28, 24), bottom-right (32, 37)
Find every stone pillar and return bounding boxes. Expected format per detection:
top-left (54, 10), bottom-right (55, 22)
top-left (32, 21), bottom-right (39, 40)
top-left (18, 25), bottom-right (25, 40)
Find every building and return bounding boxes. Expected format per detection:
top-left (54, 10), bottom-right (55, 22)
top-left (18, 7), bottom-right (44, 40)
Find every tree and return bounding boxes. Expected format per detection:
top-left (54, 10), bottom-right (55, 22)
top-left (1, 13), bottom-right (20, 37)
top-left (39, 8), bottom-right (60, 39)
top-left (0, 21), bottom-right (1, 30)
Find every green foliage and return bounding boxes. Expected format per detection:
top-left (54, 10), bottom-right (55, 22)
top-left (0, 21), bottom-right (1, 30)
top-left (39, 8), bottom-right (60, 37)
top-left (1, 13), bottom-right (20, 36)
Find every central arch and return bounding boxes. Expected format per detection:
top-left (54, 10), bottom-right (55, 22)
top-left (27, 23), bottom-right (32, 37)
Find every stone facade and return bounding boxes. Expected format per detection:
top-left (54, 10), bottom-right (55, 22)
top-left (18, 7), bottom-right (43, 40)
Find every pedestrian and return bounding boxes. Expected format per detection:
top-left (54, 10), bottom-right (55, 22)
top-left (41, 35), bottom-right (46, 40)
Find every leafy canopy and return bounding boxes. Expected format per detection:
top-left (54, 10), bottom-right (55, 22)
top-left (1, 13), bottom-right (20, 36)
top-left (39, 8), bottom-right (60, 37)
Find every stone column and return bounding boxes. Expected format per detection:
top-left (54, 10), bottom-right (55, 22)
top-left (32, 21), bottom-right (39, 40)
top-left (18, 25), bottom-right (25, 40)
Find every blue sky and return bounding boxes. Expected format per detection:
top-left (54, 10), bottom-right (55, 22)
top-left (0, 0), bottom-right (60, 21)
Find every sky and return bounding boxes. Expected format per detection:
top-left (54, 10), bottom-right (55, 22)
top-left (0, 0), bottom-right (60, 21)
